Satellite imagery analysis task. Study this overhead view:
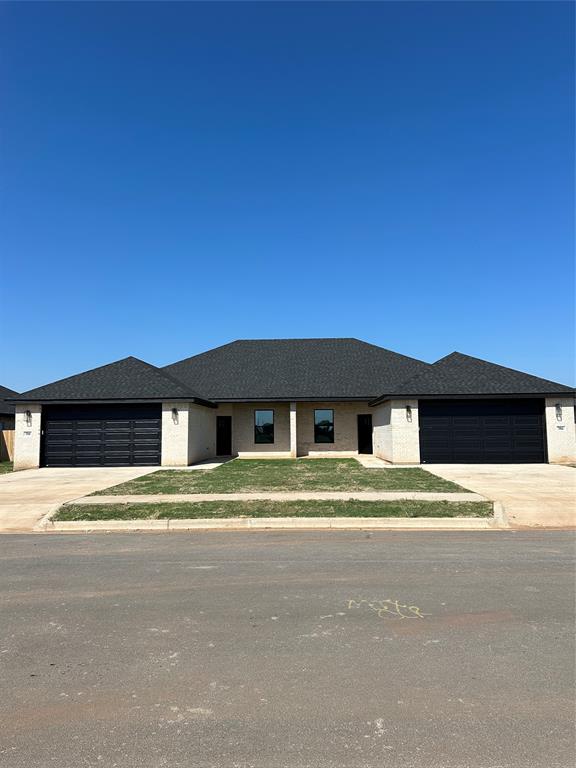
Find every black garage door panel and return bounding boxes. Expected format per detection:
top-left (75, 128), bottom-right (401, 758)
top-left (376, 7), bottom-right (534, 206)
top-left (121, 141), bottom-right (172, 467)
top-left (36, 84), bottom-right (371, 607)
top-left (42, 405), bottom-right (162, 467)
top-left (419, 399), bottom-right (546, 464)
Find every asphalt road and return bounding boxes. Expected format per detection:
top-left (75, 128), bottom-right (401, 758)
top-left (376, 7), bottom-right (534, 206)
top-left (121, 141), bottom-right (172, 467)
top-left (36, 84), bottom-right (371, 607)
top-left (0, 531), bottom-right (574, 768)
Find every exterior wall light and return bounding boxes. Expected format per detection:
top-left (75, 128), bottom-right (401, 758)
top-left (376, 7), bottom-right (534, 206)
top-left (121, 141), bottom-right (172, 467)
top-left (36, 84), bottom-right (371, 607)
top-left (555, 403), bottom-right (562, 421)
top-left (171, 407), bottom-right (179, 424)
top-left (406, 405), bottom-right (412, 422)
top-left (25, 410), bottom-right (32, 427)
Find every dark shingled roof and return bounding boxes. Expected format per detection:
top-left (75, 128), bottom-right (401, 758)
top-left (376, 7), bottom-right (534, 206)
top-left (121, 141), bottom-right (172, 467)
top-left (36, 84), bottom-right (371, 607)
top-left (10, 342), bottom-right (574, 406)
top-left (163, 338), bottom-right (430, 400)
top-left (370, 352), bottom-right (575, 404)
top-left (0, 385), bottom-right (19, 415)
top-left (11, 357), bottom-right (214, 405)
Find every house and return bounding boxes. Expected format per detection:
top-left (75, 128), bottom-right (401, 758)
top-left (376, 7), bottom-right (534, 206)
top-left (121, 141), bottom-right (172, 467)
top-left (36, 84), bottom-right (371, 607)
top-left (0, 385), bottom-right (18, 431)
top-left (8, 339), bottom-right (575, 470)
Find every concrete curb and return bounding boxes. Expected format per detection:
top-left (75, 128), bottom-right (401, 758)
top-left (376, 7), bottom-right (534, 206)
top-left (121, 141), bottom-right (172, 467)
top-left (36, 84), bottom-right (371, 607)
top-left (38, 515), bottom-right (502, 533)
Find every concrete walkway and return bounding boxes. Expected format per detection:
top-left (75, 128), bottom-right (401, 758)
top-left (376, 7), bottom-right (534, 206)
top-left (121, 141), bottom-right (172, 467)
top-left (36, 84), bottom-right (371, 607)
top-left (169, 458), bottom-right (232, 471)
top-left (0, 467), bottom-right (159, 532)
top-left (70, 490), bottom-right (485, 504)
top-left (424, 464), bottom-right (576, 528)
top-left (354, 455), bottom-right (390, 468)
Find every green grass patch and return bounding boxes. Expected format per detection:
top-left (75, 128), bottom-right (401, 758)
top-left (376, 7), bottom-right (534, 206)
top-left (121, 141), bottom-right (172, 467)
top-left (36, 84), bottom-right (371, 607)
top-left (91, 458), bottom-right (466, 496)
top-left (0, 461), bottom-right (13, 475)
top-left (55, 499), bottom-right (492, 521)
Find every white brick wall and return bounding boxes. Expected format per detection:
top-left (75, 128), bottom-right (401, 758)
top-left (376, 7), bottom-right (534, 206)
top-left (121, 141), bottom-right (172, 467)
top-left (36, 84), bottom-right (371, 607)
top-left (16, 396), bottom-right (570, 469)
top-left (373, 399), bottom-right (420, 464)
top-left (545, 397), bottom-right (576, 464)
top-left (214, 402), bottom-right (372, 457)
top-left (161, 402), bottom-right (190, 466)
top-left (296, 401), bottom-right (372, 455)
top-left (290, 402), bottom-right (297, 458)
top-left (232, 402), bottom-right (291, 455)
top-left (13, 403), bottom-right (42, 471)
top-left (188, 404), bottom-right (217, 463)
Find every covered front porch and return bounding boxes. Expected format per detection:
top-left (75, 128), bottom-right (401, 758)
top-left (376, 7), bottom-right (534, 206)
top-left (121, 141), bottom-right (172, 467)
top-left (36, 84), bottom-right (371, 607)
top-left (165, 399), bottom-right (421, 465)
top-left (213, 400), bottom-right (375, 459)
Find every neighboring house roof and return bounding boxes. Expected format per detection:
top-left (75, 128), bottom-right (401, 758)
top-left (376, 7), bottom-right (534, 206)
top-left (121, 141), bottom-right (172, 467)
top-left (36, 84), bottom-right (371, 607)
top-left (0, 385), bottom-right (19, 415)
top-left (163, 338), bottom-right (431, 401)
top-left (370, 352), bottom-right (575, 404)
top-left (10, 357), bottom-right (215, 406)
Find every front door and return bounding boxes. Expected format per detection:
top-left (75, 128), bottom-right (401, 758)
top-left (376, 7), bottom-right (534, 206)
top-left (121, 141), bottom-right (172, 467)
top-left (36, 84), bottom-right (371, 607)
top-left (357, 414), bottom-right (373, 454)
top-left (216, 416), bottom-right (232, 456)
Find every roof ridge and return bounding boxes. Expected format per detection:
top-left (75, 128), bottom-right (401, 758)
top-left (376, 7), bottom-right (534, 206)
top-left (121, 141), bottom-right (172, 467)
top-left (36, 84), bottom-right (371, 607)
top-left (137, 358), bottom-right (210, 400)
top-left (370, 350), bottom-right (574, 404)
top-left (164, 338), bottom-right (430, 370)
top-left (435, 351), bottom-right (575, 387)
top-left (0, 384), bottom-right (19, 397)
top-left (16, 356), bottom-right (143, 398)
top-left (382, 364), bottom-right (435, 395)
top-left (162, 340), bottom-right (241, 369)
top-left (13, 356), bottom-right (215, 403)
top-left (233, 337), bottom-right (358, 342)
top-left (349, 339), bottom-right (430, 366)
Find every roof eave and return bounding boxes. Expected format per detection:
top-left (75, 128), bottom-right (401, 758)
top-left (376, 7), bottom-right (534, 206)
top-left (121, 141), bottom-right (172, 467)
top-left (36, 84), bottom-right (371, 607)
top-left (212, 396), bottom-right (378, 403)
top-left (370, 391), bottom-right (576, 406)
top-left (7, 396), bottom-right (217, 408)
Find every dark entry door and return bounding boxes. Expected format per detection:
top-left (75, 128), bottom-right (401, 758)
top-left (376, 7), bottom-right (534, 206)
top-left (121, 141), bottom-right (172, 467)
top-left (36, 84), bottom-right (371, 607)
top-left (216, 416), bottom-right (232, 455)
top-left (357, 414), bottom-right (373, 454)
top-left (419, 399), bottom-right (547, 463)
top-left (41, 404), bottom-right (162, 467)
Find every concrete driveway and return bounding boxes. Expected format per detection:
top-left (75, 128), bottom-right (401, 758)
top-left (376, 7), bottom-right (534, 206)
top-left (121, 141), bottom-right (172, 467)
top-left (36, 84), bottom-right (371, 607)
top-left (0, 467), bottom-right (159, 532)
top-left (426, 464), bottom-right (576, 528)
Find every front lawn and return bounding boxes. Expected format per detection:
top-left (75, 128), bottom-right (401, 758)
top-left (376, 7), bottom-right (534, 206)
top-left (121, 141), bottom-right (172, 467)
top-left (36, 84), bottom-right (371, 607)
top-left (55, 499), bottom-right (492, 521)
top-left (0, 461), bottom-right (13, 475)
top-left (91, 458), bottom-right (467, 495)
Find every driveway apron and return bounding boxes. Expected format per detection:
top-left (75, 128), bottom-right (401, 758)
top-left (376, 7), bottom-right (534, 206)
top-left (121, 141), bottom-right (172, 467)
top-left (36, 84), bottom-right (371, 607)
top-left (424, 464), bottom-right (576, 528)
top-left (0, 467), bottom-right (159, 532)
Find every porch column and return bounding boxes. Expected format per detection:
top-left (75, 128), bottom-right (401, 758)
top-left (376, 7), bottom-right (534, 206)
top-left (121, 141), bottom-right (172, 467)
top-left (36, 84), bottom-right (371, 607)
top-left (161, 402), bottom-right (190, 466)
top-left (290, 402), bottom-right (297, 458)
top-left (13, 403), bottom-right (42, 471)
top-left (372, 399), bottom-right (420, 464)
top-left (545, 397), bottom-right (576, 464)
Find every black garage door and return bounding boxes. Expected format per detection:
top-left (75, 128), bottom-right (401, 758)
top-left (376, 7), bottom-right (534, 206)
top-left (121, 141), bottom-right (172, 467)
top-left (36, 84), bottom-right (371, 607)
top-left (419, 399), bottom-right (547, 464)
top-left (41, 405), bottom-right (162, 467)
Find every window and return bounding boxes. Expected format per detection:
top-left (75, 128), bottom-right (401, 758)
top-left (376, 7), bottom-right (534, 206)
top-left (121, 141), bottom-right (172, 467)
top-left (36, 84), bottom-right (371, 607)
top-left (254, 410), bottom-right (274, 444)
top-left (314, 409), bottom-right (334, 443)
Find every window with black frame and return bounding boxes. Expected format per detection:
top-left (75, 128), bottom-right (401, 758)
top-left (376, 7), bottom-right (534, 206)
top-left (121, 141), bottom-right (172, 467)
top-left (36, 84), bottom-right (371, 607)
top-left (314, 409), bottom-right (334, 443)
top-left (254, 410), bottom-right (274, 444)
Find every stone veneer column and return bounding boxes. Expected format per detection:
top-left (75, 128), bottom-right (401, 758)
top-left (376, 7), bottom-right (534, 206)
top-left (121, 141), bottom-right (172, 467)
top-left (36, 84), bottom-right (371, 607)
top-left (161, 402), bottom-right (190, 466)
top-left (545, 397), bottom-right (576, 464)
top-left (290, 402), bottom-right (298, 458)
top-left (13, 403), bottom-right (42, 471)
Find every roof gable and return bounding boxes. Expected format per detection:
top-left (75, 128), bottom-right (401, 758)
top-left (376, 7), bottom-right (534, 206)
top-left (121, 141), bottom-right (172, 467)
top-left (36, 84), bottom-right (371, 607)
top-left (163, 338), bottom-right (430, 400)
top-left (371, 352), bottom-right (575, 402)
top-left (12, 357), bottom-right (212, 404)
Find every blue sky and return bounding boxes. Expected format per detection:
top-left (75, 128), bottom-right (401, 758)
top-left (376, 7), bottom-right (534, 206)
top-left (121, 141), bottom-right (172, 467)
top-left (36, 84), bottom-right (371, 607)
top-left (1, 1), bottom-right (574, 392)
